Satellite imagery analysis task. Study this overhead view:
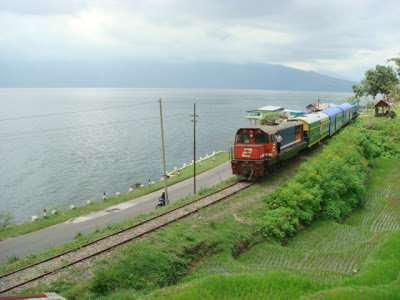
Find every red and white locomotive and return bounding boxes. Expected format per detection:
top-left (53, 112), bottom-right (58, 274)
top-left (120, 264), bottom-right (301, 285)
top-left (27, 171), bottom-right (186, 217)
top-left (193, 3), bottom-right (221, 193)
top-left (231, 121), bottom-right (306, 179)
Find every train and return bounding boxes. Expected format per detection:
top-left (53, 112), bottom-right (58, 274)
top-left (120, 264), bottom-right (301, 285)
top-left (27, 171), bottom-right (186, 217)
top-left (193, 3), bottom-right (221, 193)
top-left (231, 103), bottom-right (359, 179)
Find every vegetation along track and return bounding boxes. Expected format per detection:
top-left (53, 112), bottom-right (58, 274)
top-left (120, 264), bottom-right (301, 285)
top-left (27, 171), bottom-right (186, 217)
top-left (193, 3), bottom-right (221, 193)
top-left (0, 181), bottom-right (252, 295)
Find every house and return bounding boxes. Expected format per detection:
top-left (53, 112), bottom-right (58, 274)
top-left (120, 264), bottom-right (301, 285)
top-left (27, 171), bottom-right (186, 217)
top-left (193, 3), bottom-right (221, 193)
top-left (305, 103), bottom-right (337, 112)
top-left (245, 106), bottom-right (285, 125)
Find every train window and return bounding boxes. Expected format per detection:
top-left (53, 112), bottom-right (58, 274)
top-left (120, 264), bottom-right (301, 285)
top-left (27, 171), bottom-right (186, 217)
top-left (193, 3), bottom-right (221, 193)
top-left (270, 134), bottom-right (275, 143)
top-left (236, 133), bottom-right (250, 143)
top-left (254, 134), bottom-right (269, 143)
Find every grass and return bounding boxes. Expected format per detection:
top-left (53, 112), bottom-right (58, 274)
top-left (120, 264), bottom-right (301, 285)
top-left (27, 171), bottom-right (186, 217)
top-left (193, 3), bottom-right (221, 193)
top-left (0, 151), bottom-right (230, 242)
top-left (0, 176), bottom-right (238, 275)
top-left (15, 146), bottom-right (310, 299)
top-left (139, 158), bottom-right (400, 300)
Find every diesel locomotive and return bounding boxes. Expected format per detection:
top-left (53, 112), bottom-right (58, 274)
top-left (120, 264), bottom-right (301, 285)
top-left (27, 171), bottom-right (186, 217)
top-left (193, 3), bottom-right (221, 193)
top-left (231, 103), bottom-right (359, 179)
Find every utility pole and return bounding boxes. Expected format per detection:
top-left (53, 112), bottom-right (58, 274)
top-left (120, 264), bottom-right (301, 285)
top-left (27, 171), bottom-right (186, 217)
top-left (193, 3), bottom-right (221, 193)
top-left (328, 84), bottom-right (331, 103)
top-left (191, 103), bottom-right (199, 194)
top-left (159, 99), bottom-right (169, 204)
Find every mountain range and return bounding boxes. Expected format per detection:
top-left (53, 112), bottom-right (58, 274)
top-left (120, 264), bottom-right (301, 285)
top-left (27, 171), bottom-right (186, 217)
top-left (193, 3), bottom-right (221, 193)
top-left (0, 61), bottom-right (357, 91)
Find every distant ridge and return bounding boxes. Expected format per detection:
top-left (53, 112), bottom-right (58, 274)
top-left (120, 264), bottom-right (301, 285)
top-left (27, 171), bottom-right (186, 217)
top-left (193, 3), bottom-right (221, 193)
top-left (0, 61), bottom-right (357, 91)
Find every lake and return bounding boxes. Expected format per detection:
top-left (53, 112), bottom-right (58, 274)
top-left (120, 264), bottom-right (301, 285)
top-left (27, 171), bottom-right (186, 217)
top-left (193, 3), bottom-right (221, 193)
top-left (0, 88), bottom-right (352, 222)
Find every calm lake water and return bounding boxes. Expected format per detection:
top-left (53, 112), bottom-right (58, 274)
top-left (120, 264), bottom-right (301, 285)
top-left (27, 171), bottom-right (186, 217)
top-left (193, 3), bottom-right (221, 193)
top-left (0, 88), bottom-right (352, 223)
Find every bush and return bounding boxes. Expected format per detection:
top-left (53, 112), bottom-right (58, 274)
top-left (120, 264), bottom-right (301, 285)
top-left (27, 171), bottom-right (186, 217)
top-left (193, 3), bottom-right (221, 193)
top-left (258, 122), bottom-right (374, 240)
top-left (90, 250), bottom-right (188, 296)
top-left (257, 207), bottom-right (299, 240)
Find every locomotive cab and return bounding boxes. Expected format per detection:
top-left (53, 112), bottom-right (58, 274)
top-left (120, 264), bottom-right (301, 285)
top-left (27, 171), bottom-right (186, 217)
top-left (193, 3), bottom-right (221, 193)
top-left (234, 129), bottom-right (274, 160)
top-left (231, 122), bottom-right (305, 179)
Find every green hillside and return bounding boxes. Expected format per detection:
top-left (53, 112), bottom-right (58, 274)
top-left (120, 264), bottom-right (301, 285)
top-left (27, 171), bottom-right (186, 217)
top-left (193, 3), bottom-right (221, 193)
top-left (17, 107), bottom-right (400, 299)
top-left (145, 161), bottom-right (400, 299)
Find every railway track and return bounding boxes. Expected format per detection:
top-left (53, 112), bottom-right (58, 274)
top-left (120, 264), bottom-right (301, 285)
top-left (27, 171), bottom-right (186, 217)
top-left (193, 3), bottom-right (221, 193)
top-left (0, 181), bottom-right (252, 295)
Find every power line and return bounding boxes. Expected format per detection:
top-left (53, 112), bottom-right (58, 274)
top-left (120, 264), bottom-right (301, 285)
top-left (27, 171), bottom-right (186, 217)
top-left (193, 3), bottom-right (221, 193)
top-left (0, 109), bottom-right (244, 138)
top-left (0, 108), bottom-right (247, 145)
top-left (0, 101), bottom-right (156, 122)
top-left (0, 113), bottom-right (191, 141)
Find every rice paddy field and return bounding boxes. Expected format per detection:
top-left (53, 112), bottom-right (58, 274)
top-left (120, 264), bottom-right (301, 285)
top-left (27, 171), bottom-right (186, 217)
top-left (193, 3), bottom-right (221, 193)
top-left (147, 158), bottom-right (400, 299)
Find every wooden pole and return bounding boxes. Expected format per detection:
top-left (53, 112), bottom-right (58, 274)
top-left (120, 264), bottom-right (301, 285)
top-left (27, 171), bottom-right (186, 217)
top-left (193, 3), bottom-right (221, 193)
top-left (159, 99), bottom-right (169, 204)
top-left (191, 103), bottom-right (199, 194)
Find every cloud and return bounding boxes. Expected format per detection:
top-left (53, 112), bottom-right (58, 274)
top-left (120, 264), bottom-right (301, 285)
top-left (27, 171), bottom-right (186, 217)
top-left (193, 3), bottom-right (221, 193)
top-left (0, 0), bottom-right (88, 15)
top-left (0, 0), bottom-right (399, 80)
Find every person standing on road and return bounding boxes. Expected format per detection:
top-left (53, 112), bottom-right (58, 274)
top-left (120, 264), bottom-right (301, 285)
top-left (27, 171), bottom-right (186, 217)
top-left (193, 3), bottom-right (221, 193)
top-left (276, 133), bottom-right (282, 154)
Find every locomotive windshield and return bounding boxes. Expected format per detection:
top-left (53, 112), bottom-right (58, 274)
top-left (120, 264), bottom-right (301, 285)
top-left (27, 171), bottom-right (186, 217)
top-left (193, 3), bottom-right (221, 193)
top-left (236, 133), bottom-right (250, 143)
top-left (254, 133), bottom-right (269, 143)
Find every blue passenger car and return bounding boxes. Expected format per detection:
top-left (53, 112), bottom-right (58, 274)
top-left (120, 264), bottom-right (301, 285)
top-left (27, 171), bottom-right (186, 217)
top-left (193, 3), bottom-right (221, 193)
top-left (336, 103), bottom-right (353, 124)
top-left (321, 106), bottom-right (344, 136)
top-left (350, 102), bottom-right (359, 117)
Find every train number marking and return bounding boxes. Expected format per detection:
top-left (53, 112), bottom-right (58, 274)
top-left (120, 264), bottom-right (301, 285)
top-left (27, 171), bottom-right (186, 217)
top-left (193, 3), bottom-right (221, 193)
top-left (242, 148), bottom-right (253, 158)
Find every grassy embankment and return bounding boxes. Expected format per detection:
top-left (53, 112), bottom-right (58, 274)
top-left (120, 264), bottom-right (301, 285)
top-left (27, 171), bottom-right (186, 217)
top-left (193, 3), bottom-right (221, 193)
top-left (0, 152), bottom-right (230, 242)
top-left (11, 107), bottom-right (400, 299)
top-left (141, 108), bottom-right (400, 299)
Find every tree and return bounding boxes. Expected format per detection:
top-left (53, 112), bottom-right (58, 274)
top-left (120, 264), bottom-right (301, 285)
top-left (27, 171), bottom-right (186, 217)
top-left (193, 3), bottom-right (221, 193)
top-left (352, 84), bottom-right (365, 99)
top-left (388, 56), bottom-right (400, 76)
top-left (259, 112), bottom-right (282, 124)
top-left (361, 65), bottom-right (399, 99)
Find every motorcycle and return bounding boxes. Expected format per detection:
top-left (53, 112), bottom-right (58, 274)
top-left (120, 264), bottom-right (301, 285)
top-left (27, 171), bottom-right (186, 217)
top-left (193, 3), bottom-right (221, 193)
top-left (155, 194), bottom-right (166, 209)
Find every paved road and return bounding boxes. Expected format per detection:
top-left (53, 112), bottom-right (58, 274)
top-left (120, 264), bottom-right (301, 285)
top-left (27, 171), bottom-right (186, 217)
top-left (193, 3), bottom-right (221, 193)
top-left (0, 161), bottom-right (234, 264)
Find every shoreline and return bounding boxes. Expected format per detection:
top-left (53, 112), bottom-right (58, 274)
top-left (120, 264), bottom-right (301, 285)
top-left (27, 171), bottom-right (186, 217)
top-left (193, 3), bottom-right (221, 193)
top-left (0, 152), bottom-right (231, 242)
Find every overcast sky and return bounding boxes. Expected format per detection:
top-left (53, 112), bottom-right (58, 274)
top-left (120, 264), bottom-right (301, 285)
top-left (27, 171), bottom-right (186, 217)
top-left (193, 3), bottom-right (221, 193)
top-left (0, 0), bottom-right (399, 81)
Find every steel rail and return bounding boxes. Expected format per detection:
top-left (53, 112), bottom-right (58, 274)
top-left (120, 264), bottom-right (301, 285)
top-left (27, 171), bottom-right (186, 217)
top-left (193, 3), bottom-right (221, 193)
top-left (0, 181), bottom-right (252, 295)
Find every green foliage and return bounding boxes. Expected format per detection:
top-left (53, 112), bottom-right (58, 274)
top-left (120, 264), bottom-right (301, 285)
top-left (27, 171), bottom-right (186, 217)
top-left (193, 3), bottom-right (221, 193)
top-left (360, 112), bottom-right (400, 158)
top-left (258, 109), bottom-right (400, 242)
top-left (148, 271), bottom-right (333, 300)
top-left (158, 158), bottom-right (400, 300)
top-left (388, 56), bottom-right (400, 76)
top-left (259, 123), bottom-right (373, 240)
top-left (90, 250), bottom-right (188, 296)
top-left (7, 254), bottom-right (20, 264)
top-left (259, 112), bottom-right (282, 124)
top-left (352, 85), bottom-right (365, 99)
top-left (257, 207), bottom-right (298, 240)
top-left (361, 64), bottom-right (399, 98)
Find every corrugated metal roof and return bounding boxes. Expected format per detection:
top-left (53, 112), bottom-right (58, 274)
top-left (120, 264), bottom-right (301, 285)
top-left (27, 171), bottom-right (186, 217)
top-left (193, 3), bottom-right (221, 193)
top-left (248, 106), bottom-right (284, 112)
top-left (238, 121), bottom-right (302, 135)
top-left (307, 103), bottom-right (337, 110)
top-left (294, 112), bottom-right (329, 124)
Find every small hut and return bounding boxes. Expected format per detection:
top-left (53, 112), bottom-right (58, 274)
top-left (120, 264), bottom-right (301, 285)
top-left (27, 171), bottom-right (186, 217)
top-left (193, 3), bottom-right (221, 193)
top-left (372, 99), bottom-right (391, 116)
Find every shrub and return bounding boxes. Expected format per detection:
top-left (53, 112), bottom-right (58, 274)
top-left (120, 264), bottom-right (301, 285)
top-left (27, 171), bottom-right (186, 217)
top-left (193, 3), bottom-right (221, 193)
top-left (257, 207), bottom-right (299, 240)
top-left (258, 122), bottom-right (373, 240)
top-left (90, 250), bottom-right (187, 296)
